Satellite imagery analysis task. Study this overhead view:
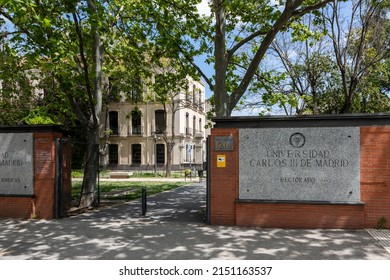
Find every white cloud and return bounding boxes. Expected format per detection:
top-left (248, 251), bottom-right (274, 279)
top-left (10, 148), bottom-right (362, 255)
top-left (196, 0), bottom-right (211, 16)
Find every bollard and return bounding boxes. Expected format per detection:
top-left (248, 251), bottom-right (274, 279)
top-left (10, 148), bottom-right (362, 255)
top-left (198, 170), bottom-right (204, 182)
top-left (141, 188), bottom-right (147, 216)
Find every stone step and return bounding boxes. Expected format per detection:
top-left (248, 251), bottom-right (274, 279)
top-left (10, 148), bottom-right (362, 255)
top-left (109, 172), bottom-right (133, 179)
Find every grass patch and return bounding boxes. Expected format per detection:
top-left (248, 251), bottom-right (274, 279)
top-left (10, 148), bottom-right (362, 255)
top-left (72, 169), bottom-right (205, 179)
top-left (131, 172), bottom-right (165, 178)
top-left (72, 181), bottom-right (188, 202)
top-left (72, 169), bottom-right (110, 178)
top-left (71, 169), bottom-right (85, 178)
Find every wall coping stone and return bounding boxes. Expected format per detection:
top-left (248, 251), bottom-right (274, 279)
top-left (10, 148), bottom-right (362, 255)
top-left (236, 199), bottom-right (366, 206)
top-left (213, 113), bottom-right (390, 128)
top-left (0, 125), bottom-right (66, 133)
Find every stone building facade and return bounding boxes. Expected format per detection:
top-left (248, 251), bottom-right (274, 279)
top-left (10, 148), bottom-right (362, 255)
top-left (99, 76), bottom-right (207, 172)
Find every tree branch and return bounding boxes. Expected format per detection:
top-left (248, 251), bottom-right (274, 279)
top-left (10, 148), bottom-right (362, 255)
top-left (228, 0), bottom-right (305, 113)
top-left (177, 44), bottom-right (214, 91)
top-left (0, 30), bottom-right (23, 39)
top-left (153, 20), bottom-right (214, 91)
top-left (72, 10), bottom-right (96, 125)
top-left (227, 29), bottom-right (268, 63)
top-left (292, 0), bottom-right (333, 18)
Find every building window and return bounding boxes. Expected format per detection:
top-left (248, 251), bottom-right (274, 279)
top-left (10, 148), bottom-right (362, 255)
top-left (155, 110), bottom-right (166, 134)
top-left (198, 90), bottom-right (202, 106)
top-left (131, 77), bottom-right (142, 101)
top-left (107, 77), bottom-right (120, 102)
top-left (185, 144), bottom-right (194, 163)
top-left (109, 111), bottom-right (119, 135)
top-left (199, 118), bottom-right (202, 132)
top-left (185, 113), bottom-right (190, 136)
top-left (109, 144), bottom-right (118, 165)
top-left (132, 111), bottom-right (141, 135)
top-left (132, 144), bottom-right (141, 164)
top-left (193, 145), bottom-right (196, 162)
top-left (156, 144), bottom-right (165, 164)
top-left (186, 83), bottom-right (190, 102)
top-left (193, 85), bottom-right (197, 105)
top-left (193, 116), bottom-right (196, 136)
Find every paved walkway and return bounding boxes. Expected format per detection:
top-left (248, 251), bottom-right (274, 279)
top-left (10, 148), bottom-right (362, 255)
top-left (1, 182), bottom-right (390, 260)
top-left (367, 229), bottom-right (390, 254)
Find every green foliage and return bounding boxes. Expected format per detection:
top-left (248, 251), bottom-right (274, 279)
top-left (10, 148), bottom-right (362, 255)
top-left (71, 169), bottom-right (85, 178)
top-left (0, 42), bottom-right (35, 124)
top-left (23, 109), bottom-right (56, 125)
top-left (377, 216), bottom-right (388, 229)
top-left (249, 0), bottom-right (390, 115)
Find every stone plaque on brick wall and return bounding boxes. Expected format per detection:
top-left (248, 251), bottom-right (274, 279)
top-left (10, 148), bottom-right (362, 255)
top-left (239, 127), bottom-right (360, 202)
top-left (0, 133), bottom-right (34, 195)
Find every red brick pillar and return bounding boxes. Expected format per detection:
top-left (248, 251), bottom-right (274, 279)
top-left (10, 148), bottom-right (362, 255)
top-left (361, 127), bottom-right (390, 228)
top-left (209, 128), bottom-right (239, 225)
top-left (33, 132), bottom-right (62, 219)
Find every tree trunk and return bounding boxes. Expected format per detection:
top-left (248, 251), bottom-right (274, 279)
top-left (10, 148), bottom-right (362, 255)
top-left (165, 103), bottom-right (176, 178)
top-left (213, 0), bottom-right (229, 117)
top-left (79, 126), bottom-right (99, 208)
top-left (165, 142), bottom-right (173, 178)
top-left (78, 0), bottom-right (103, 208)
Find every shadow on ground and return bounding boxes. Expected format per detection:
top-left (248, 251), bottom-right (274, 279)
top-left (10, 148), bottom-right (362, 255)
top-left (1, 183), bottom-right (389, 260)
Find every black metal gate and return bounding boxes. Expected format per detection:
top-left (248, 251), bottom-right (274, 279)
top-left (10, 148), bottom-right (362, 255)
top-left (55, 140), bottom-right (101, 216)
top-left (205, 135), bottom-right (211, 224)
top-left (54, 138), bottom-right (72, 218)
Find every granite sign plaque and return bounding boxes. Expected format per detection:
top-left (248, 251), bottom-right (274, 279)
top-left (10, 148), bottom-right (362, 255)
top-left (0, 133), bottom-right (34, 195)
top-left (239, 127), bottom-right (360, 202)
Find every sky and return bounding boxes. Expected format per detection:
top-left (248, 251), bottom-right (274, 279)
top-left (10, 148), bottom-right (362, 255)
top-left (195, 1), bottom-right (214, 100)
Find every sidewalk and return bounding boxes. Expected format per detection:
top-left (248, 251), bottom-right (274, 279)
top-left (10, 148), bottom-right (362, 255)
top-left (1, 182), bottom-right (390, 260)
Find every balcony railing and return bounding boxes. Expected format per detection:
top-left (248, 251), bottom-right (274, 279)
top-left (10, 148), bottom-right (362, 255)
top-left (131, 126), bottom-right (142, 135)
top-left (194, 130), bottom-right (204, 138)
top-left (185, 127), bottom-right (193, 136)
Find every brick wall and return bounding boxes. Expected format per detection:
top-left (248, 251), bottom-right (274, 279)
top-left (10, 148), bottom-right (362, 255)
top-left (361, 127), bottom-right (390, 228)
top-left (33, 133), bottom-right (61, 219)
top-left (236, 203), bottom-right (365, 229)
top-left (209, 125), bottom-right (390, 229)
top-left (0, 197), bottom-right (32, 219)
top-left (0, 127), bottom-right (71, 219)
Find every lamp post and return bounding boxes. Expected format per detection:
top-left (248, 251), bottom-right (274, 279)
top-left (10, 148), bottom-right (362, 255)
top-left (153, 131), bottom-right (157, 176)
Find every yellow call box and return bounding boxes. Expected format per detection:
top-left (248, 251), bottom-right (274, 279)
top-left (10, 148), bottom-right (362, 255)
top-left (217, 155), bottom-right (226, 168)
